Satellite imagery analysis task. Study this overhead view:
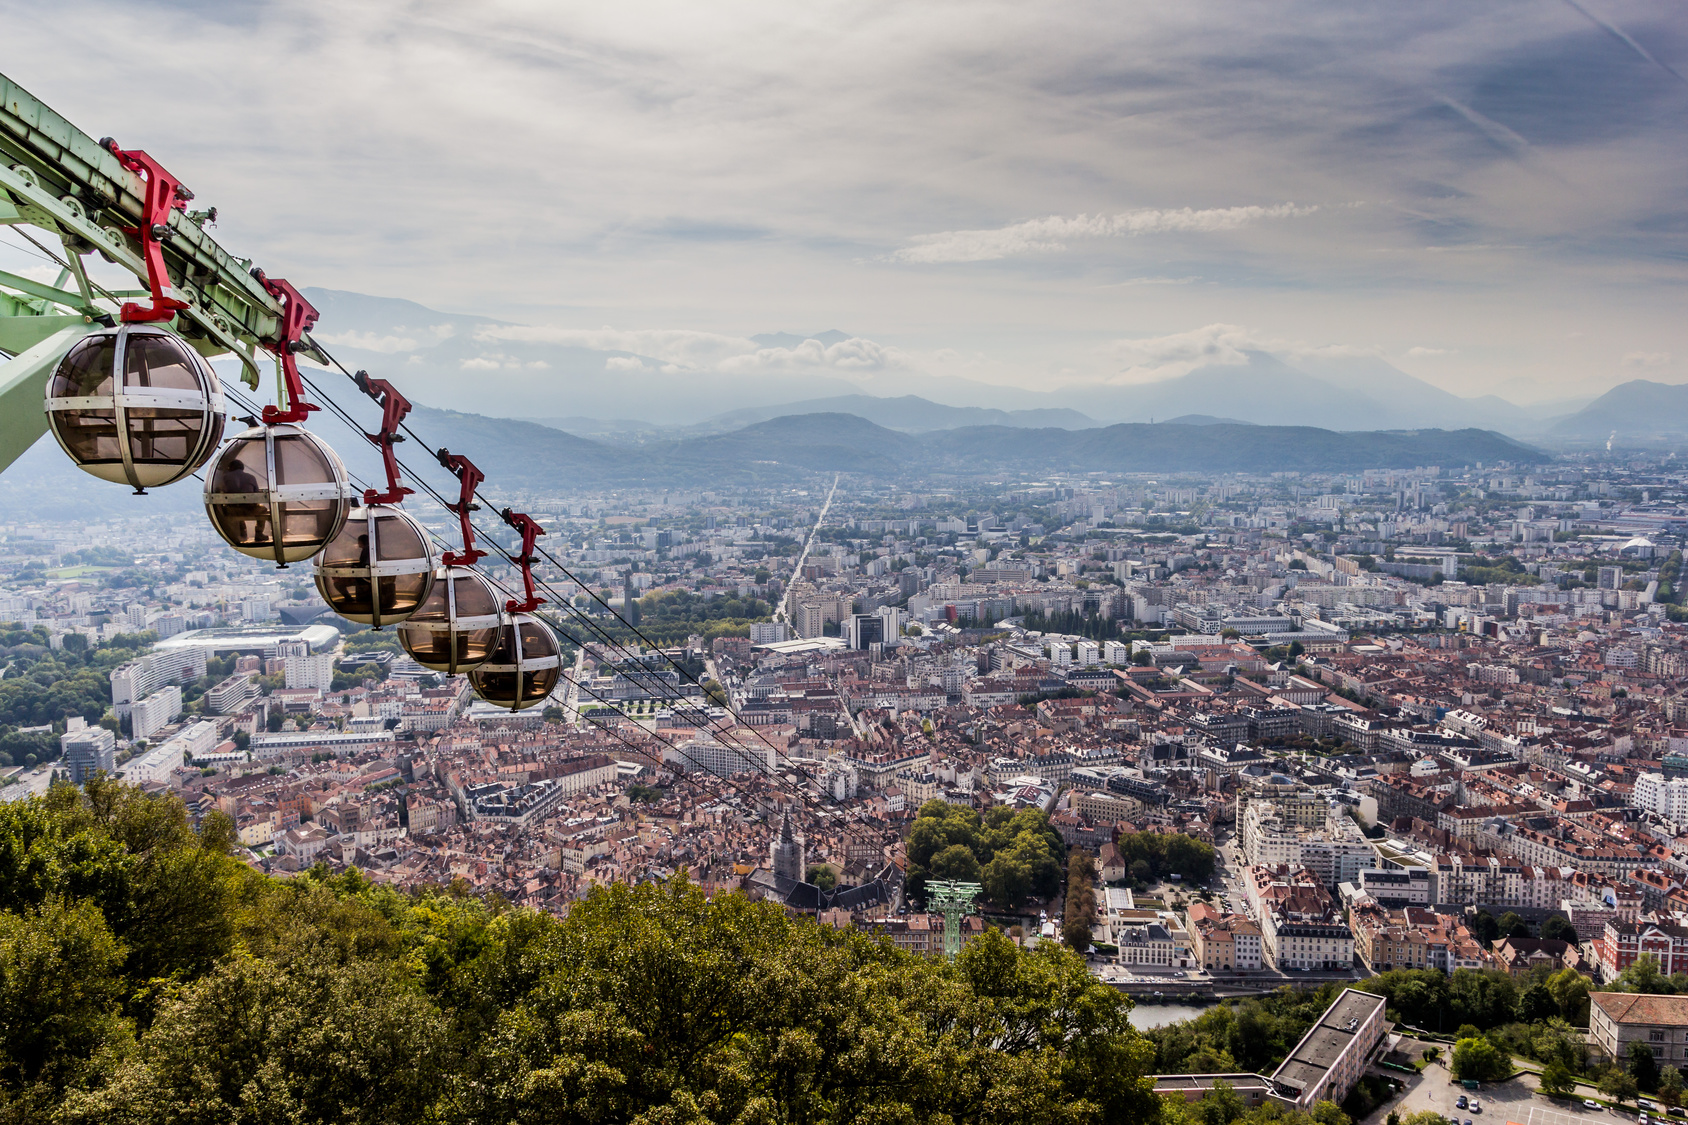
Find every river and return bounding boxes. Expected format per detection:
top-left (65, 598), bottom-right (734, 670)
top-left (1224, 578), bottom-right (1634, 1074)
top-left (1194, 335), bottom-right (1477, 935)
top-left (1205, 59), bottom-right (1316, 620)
top-left (1127, 1000), bottom-right (1219, 1030)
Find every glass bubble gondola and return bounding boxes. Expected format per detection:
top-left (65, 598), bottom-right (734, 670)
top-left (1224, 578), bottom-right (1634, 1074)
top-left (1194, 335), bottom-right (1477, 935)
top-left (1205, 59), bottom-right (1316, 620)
top-left (313, 505), bottom-right (435, 628)
top-left (468, 613), bottom-right (562, 711)
top-left (204, 423), bottom-right (353, 567)
top-left (44, 324), bottom-right (226, 491)
top-left (398, 565), bottom-right (504, 674)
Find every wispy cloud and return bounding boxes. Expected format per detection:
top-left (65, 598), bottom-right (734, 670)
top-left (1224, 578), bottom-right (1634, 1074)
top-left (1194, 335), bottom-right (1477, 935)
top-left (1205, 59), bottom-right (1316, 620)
top-left (1623, 351), bottom-right (1671, 368)
top-left (890, 204), bottom-right (1320, 264)
top-left (475, 324), bottom-right (907, 375)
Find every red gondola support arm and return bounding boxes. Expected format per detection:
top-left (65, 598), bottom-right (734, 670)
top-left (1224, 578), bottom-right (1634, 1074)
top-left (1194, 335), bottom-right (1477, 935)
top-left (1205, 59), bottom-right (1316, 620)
top-left (102, 139), bottom-right (192, 324)
top-left (436, 450), bottom-right (487, 567)
top-left (501, 508), bottom-right (547, 615)
top-left (249, 269), bottom-right (320, 425)
top-left (354, 370), bottom-right (414, 506)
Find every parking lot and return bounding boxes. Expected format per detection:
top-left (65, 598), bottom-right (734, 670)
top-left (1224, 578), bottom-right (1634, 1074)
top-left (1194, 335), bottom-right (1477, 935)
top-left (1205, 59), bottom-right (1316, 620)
top-left (1377, 1059), bottom-right (1637, 1125)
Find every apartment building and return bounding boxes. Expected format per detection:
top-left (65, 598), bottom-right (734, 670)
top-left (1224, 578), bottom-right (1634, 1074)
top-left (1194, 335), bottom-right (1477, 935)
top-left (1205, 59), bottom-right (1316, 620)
top-left (1591, 993), bottom-right (1688, 1068)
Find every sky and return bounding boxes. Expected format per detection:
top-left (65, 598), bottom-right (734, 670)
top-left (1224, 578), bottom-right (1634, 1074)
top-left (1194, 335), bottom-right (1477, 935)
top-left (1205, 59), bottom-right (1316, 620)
top-left (3, 1), bottom-right (1687, 407)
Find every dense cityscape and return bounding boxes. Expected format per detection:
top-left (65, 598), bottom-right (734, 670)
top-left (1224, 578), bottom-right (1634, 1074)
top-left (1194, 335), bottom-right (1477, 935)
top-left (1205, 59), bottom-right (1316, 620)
top-left (8, 451), bottom-right (1688, 989)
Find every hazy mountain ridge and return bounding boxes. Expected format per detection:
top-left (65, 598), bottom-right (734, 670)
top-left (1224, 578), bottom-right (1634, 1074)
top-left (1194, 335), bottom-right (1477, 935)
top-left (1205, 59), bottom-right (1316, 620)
top-left (1549, 379), bottom-right (1688, 443)
top-left (297, 288), bottom-right (1574, 436)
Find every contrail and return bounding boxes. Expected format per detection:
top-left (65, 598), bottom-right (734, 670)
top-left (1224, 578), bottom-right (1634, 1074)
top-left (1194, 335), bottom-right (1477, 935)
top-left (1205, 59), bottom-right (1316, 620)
top-left (1561, 0), bottom-right (1688, 88)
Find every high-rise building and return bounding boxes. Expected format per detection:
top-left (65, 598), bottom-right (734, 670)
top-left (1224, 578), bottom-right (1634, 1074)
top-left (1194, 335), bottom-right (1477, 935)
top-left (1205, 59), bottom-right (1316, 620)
top-left (61, 725), bottom-right (116, 785)
top-left (1598, 566), bottom-right (1624, 591)
top-left (110, 649), bottom-right (208, 711)
top-left (285, 653), bottom-right (336, 690)
top-left (846, 613), bottom-right (885, 650)
top-left (749, 621), bottom-right (790, 645)
top-left (130, 685), bottom-right (183, 742)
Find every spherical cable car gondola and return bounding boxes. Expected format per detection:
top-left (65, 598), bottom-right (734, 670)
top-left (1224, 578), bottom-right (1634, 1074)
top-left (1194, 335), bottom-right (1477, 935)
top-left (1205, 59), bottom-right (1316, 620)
top-left (399, 564), bottom-right (504, 672)
top-left (397, 449), bottom-right (501, 673)
top-left (204, 422), bottom-right (354, 567)
top-left (466, 508), bottom-right (560, 709)
top-left (314, 505), bottom-right (435, 627)
top-left (469, 611), bottom-right (562, 711)
top-left (204, 276), bottom-right (355, 568)
top-left (313, 373), bottom-right (434, 626)
top-left (44, 324), bottom-right (226, 492)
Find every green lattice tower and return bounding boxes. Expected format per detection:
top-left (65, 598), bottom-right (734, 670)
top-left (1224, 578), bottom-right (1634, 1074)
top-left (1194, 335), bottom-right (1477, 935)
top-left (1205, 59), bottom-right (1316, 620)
top-left (926, 879), bottom-right (982, 959)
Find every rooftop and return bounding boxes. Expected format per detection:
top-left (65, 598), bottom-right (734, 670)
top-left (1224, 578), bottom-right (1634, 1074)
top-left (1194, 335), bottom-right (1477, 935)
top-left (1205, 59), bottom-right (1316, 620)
top-left (1591, 992), bottom-right (1688, 1028)
top-left (1271, 989), bottom-right (1387, 1097)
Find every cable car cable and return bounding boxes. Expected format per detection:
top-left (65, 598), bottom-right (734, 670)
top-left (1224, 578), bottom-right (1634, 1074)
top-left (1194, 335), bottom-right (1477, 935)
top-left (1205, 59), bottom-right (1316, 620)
top-left (291, 356), bottom-right (877, 843)
top-left (223, 384), bottom-right (784, 819)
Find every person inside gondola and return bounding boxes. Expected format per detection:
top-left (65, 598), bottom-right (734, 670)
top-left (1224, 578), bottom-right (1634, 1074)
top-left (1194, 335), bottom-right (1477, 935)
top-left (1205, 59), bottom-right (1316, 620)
top-left (216, 458), bottom-right (270, 543)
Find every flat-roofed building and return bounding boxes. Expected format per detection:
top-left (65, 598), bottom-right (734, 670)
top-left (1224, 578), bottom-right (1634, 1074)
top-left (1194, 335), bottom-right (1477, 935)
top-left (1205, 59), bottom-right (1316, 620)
top-left (1269, 989), bottom-right (1389, 1110)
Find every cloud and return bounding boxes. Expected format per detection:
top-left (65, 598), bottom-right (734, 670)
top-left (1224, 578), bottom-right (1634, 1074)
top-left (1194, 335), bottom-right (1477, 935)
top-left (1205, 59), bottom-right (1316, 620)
top-left (891, 204), bottom-right (1320, 264)
top-left (1407, 346), bottom-right (1454, 357)
top-left (314, 324), bottom-right (456, 353)
top-left (1103, 323), bottom-right (1257, 383)
top-left (460, 353), bottom-right (551, 371)
top-left (1623, 351), bottom-right (1671, 368)
top-left (477, 324), bottom-right (907, 375)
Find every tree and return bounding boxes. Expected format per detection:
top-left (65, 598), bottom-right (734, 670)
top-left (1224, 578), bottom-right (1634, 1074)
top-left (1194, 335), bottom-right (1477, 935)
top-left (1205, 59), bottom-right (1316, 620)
top-left (1498, 911), bottom-right (1533, 940)
top-left (1520, 982), bottom-right (1557, 1022)
top-left (1129, 858), bottom-right (1153, 884)
top-left (1602, 1067), bottom-right (1641, 1106)
top-left (1548, 967), bottom-right (1592, 1024)
top-left (1540, 1060), bottom-right (1578, 1097)
top-left (1660, 1065), bottom-right (1685, 1109)
top-left (1542, 914), bottom-right (1579, 944)
top-left (805, 865), bottom-right (836, 891)
top-left (1617, 954), bottom-right (1674, 996)
top-left (1631, 1039), bottom-right (1661, 1093)
top-left (1195, 1079), bottom-right (1246, 1125)
top-left (1471, 910), bottom-right (1500, 945)
top-left (1064, 851), bottom-right (1096, 953)
top-left (1452, 1036), bottom-right (1510, 1082)
top-left (1311, 1101), bottom-right (1352, 1125)
top-left (929, 843), bottom-right (982, 883)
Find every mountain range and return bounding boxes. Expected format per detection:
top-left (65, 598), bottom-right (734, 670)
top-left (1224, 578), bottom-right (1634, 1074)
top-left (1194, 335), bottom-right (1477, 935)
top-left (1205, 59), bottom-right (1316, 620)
top-left (294, 288), bottom-right (1592, 437)
top-left (0, 405), bottom-right (1546, 524)
top-left (1548, 380), bottom-right (1688, 444)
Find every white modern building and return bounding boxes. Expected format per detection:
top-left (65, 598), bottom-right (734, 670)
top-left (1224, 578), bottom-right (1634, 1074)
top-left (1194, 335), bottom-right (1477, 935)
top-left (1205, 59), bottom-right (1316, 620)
top-left (130, 685), bottom-right (183, 742)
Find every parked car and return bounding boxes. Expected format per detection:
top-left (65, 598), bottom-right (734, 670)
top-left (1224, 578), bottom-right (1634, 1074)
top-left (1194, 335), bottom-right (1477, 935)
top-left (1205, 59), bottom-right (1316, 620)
top-left (1457, 1097), bottom-right (1468, 1110)
top-left (1586, 1102), bottom-right (1602, 1111)
top-left (1470, 1102), bottom-right (1481, 1114)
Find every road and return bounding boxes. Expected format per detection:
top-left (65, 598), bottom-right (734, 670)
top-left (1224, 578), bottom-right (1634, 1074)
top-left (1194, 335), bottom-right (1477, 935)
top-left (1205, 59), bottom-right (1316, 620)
top-left (776, 473), bottom-right (839, 625)
top-left (560, 645), bottom-right (586, 726)
top-left (0, 763), bottom-right (53, 803)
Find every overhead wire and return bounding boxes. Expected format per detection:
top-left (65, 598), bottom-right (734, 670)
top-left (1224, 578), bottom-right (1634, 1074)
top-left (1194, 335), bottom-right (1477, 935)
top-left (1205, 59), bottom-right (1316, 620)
top-left (237, 381), bottom-right (794, 826)
top-left (4, 183), bottom-right (855, 849)
top-left (303, 351), bottom-right (852, 808)
top-left (295, 355), bottom-right (880, 844)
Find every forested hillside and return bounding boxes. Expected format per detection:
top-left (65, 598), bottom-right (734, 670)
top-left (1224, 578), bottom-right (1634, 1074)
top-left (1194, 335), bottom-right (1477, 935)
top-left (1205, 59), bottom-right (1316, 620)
top-left (0, 781), bottom-right (1163, 1124)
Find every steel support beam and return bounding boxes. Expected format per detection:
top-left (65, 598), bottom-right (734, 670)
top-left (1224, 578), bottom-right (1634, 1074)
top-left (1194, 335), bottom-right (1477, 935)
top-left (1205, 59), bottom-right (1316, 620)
top-left (0, 323), bottom-right (97, 473)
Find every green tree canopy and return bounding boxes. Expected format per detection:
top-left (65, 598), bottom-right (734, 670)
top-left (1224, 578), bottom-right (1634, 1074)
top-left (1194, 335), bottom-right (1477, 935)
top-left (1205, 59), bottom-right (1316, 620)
top-left (3, 781), bottom-right (1163, 1123)
top-left (1451, 1036), bottom-right (1511, 1082)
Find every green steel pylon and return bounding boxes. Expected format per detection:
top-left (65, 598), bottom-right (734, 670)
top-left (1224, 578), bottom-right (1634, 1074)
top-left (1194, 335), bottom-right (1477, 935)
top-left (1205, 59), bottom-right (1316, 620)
top-left (926, 879), bottom-right (982, 959)
top-left (0, 69), bottom-right (319, 474)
